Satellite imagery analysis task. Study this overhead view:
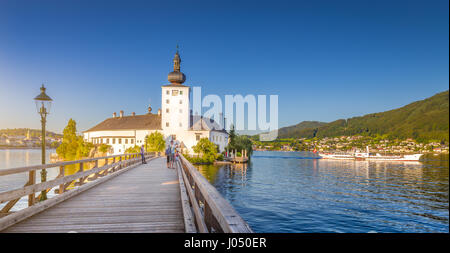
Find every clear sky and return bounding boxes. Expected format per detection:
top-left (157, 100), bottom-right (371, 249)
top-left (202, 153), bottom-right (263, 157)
top-left (0, 0), bottom-right (448, 133)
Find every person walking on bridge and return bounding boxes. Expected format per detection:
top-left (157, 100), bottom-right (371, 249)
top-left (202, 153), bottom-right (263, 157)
top-left (165, 144), bottom-right (171, 168)
top-left (140, 145), bottom-right (146, 164)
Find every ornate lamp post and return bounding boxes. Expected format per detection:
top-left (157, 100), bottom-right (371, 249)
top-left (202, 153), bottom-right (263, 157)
top-left (34, 84), bottom-right (53, 201)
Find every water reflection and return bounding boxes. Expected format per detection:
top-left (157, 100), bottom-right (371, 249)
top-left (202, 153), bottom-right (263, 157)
top-left (196, 151), bottom-right (449, 233)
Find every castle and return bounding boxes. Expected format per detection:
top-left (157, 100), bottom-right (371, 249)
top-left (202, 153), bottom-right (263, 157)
top-left (83, 49), bottom-right (228, 155)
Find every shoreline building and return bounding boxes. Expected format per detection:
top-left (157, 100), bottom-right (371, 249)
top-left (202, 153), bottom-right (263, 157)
top-left (83, 49), bottom-right (228, 155)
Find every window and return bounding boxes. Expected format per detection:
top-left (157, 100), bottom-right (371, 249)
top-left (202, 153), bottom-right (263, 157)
top-left (172, 90), bottom-right (179, 96)
top-left (125, 139), bottom-right (128, 144)
top-left (118, 138), bottom-right (122, 144)
top-left (179, 100), bottom-right (182, 104)
top-left (166, 122), bottom-right (169, 127)
top-left (171, 135), bottom-right (176, 140)
top-left (166, 108), bottom-right (169, 113)
top-left (131, 139), bottom-right (134, 144)
top-left (179, 109), bottom-right (182, 113)
top-left (166, 90), bottom-right (169, 95)
top-left (179, 122), bottom-right (182, 127)
top-left (196, 133), bottom-right (201, 141)
top-left (180, 90), bottom-right (183, 95)
top-left (166, 99), bottom-right (170, 104)
top-left (112, 138), bottom-right (116, 144)
top-left (106, 138), bottom-right (110, 144)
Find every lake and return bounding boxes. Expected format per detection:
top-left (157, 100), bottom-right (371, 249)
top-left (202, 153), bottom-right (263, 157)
top-left (196, 151), bottom-right (449, 233)
top-left (0, 149), bottom-right (58, 211)
top-left (1, 149), bottom-right (448, 232)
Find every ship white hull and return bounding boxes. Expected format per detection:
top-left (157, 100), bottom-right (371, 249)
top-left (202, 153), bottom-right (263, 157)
top-left (319, 153), bottom-right (423, 161)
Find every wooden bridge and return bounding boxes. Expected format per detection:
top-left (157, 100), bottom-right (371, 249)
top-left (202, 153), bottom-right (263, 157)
top-left (0, 152), bottom-right (252, 233)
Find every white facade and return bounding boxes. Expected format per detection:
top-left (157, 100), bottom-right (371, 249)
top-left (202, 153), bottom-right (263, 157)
top-left (161, 86), bottom-right (190, 135)
top-left (83, 50), bottom-right (228, 155)
top-left (84, 129), bottom-right (159, 155)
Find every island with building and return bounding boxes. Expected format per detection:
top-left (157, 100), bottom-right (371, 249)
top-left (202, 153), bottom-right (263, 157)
top-left (82, 49), bottom-right (229, 156)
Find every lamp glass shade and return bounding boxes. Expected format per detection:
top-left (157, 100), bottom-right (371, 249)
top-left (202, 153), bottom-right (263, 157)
top-left (34, 85), bottom-right (53, 115)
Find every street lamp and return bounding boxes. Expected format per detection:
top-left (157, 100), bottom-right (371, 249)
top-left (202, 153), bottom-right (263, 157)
top-left (34, 84), bottom-right (52, 201)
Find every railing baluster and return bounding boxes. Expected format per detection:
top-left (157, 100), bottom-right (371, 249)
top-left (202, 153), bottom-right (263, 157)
top-left (78, 162), bottom-right (84, 185)
top-left (28, 170), bottom-right (35, 207)
top-left (59, 165), bottom-right (65, 194)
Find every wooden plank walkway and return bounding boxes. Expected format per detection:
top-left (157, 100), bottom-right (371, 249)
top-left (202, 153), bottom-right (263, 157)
top-left (3, 157), bottom-right (185, 233)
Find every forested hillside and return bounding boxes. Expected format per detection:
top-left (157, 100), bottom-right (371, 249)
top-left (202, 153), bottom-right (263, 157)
top-left (277, 90), bottom-right (449, 143)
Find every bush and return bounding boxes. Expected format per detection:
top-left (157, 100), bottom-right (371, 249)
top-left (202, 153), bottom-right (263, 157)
top-left (192, 138), bottom-right (218, 163)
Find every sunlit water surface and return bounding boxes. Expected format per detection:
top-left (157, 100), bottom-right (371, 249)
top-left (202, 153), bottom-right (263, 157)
top-left (196, 151), bottom-right (449, 233)
top-left (0, 149), bottom-right (57, 211)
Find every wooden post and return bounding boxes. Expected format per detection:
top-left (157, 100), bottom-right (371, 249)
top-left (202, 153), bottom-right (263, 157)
top-left (28, 170), bottom-right (36, 206)
top-left (59, 165), bottom-right (65, 194)
top-left (78, 163), bottom-right (84, 185)
top-left (94, 159), bottom-right (99, 179)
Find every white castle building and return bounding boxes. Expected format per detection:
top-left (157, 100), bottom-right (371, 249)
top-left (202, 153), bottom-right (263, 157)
top-left (83, 49), bottom-right (229, 155)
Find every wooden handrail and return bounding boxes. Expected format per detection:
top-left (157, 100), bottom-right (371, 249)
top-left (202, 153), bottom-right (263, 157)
top-left (177, 154), bottom-right (253, 233)
top-left (0, 152), bottom-right (147, 176)
top-left (0, 152), bottom-right (154, 215)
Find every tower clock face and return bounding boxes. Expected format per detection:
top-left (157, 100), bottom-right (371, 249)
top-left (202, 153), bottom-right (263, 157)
top-left (172, 90), bottom-right (179, 96)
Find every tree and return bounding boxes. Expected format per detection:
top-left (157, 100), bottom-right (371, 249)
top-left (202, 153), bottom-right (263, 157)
top-left (227, 131), bottom-right (253, 157)
top-left (99, 144), bottom-right (111, 154)
top-left (193, 138), bottom-right (218, 163)
top-left (145, 131), bottom-right (166, 152)
top-left (56, 119), bottom-right (93, 160)
top-left (228, 124), bottom-right (236, 148)
top-left (125, 145), bottom-right (140, 154)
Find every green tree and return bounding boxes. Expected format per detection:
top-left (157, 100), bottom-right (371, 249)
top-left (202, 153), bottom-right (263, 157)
top-left (56, 119), bottom-right (93, 160)
top-left (227, 134), bottom-right (253, 157)
top-left (228, 124), bottom-right (236, 148)
top-left (193, 138), bottom-right (218, 163)
top-left (125, 145), bottom-right (141, 154)
top-left (99, 144), bottom-right (111, 154)
top-left (145, 131), bottom-right (166, 152)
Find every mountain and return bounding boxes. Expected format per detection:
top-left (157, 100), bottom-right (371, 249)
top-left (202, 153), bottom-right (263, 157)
top-left (277, 90), bottom-right (449, 142)
top-left (277, 121), bottom-right (327, 139)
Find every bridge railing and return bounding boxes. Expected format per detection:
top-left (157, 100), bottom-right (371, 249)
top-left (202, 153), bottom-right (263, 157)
top-left (0, 152), bottom-right (154, 231)
top-left (177, 154), bottom-right (253, 233)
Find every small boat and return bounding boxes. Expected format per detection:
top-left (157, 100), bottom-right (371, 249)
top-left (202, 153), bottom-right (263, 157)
top-left (319, 146), bottom-right (423, 161)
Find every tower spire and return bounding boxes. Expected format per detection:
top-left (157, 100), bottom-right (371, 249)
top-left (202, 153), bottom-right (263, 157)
top-left (167, 45), bottom-right (186, 84)
top-left (173, 45), bottom-right (181, 72)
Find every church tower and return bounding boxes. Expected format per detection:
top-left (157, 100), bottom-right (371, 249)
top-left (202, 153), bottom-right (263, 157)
top-left (161, 47), bottom-right (190, 139)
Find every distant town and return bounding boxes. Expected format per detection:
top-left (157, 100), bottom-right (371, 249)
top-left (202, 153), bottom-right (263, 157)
top-left (252, 135), bottom-right (449, 154)
top-left (1, 128), bottom-right (449, 155)
top-left (0, 129), bottom-right (62, 149)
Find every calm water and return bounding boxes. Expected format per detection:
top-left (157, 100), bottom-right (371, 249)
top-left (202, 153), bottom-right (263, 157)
top-left (197, 151), bottom-right (449, 233)
top-left (0, 149), bottom-right (57, 211)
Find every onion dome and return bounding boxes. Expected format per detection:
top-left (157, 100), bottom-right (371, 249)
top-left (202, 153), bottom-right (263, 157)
top-left (167, 46), bottom-right (186, 84)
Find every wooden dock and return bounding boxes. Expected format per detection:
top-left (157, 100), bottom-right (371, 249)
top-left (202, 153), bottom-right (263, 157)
top-left (3, 157), bottom-right (183, 233)
top-left (0, 152), bottom-right (253, 233)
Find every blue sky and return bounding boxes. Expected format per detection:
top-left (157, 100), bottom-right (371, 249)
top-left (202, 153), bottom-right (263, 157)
top-left (0, 0), bottom-right (448, 133)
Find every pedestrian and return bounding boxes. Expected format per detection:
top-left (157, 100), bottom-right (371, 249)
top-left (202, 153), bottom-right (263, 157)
top-left (169, 140), bottom-right (175, 168)
top-left (140, 145), bottom-right (146, 164)
top-left (165, 145), bottom-right (171, 168)
top-left (175, 149), bottom-right (179, 164)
